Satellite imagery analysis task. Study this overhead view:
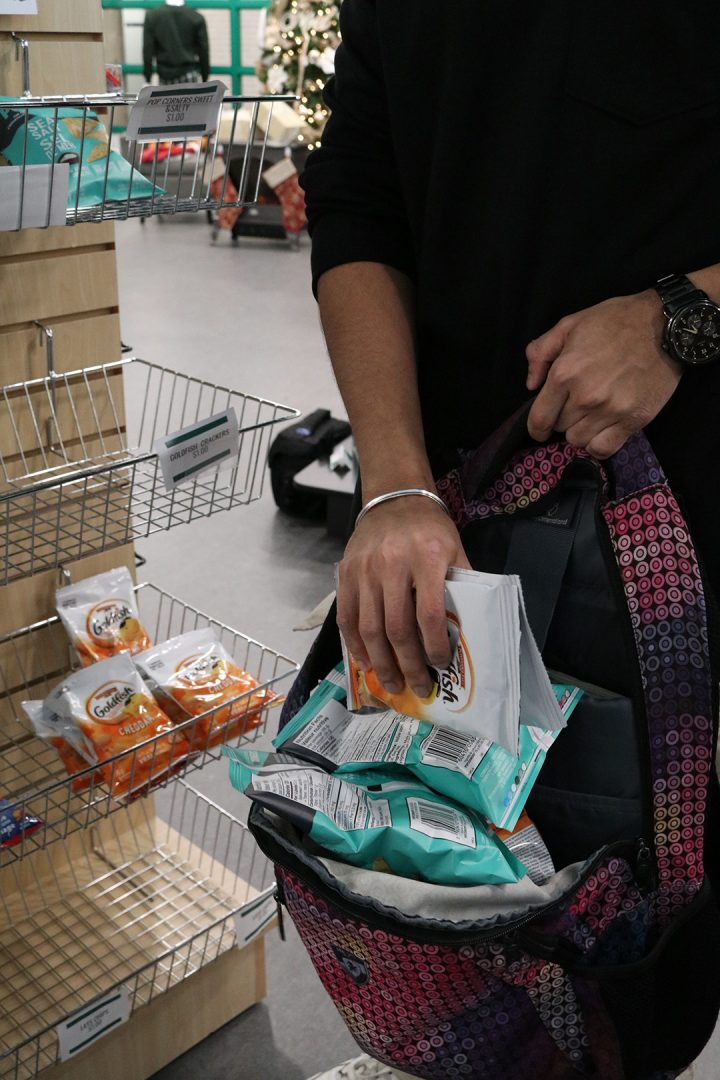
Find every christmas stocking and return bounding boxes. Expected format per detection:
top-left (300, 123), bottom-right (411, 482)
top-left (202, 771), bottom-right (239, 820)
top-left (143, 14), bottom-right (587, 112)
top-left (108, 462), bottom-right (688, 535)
top-left (263, 156), bottom-right (308, 236)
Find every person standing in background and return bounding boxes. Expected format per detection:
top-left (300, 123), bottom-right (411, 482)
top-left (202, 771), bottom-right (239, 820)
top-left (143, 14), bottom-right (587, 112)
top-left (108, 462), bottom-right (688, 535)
top-left (143, 1), bottom-right (210, 85)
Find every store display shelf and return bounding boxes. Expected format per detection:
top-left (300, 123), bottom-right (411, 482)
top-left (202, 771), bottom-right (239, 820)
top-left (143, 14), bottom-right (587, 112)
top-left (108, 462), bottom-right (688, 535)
top-left (0, 582), bottom-right (297, 867)
top-left (0, 780), bottom-right (273, 1080)
top-left (0, 93), bottom-right (296, 229)
top-left (0, 357), bottom-right (298, 584)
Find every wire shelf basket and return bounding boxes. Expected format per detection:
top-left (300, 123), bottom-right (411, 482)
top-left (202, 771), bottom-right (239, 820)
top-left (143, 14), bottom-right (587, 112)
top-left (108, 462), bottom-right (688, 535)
top-left (0, 582), bottom-right (297, 867)
top-left (0, 780), bottom-right (274, 1079)
top-left (0, 357), bottom-right (298, 584)
top-left (0, 91), bottom-right (297, 229)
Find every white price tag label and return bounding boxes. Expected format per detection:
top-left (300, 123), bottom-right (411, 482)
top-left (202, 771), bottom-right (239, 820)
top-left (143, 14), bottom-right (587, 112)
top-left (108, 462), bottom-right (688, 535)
top-left (154, 407), bottom-right (240, 491)
top-left (57, 986), bottom-right (130, 1062)
top-left (235, 892), bottom-right (277, 947)
top-left (0, 0), bottom-right (38, 13)
top-left (0, 164), bottom-right (68, 231)
top-left (126, 81), bottom-right (227, 141)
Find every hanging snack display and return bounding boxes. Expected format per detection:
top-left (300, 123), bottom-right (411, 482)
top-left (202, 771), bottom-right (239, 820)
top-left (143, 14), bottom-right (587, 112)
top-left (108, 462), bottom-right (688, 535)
top-left (225, 748), bottom-right (526, 887)
top-left (56, 566), bottom-right (152, 667)
top-left (0, 102), bottom-right (162, 210)
top-left (25, 654), bottom-right (191, 800)
top-left (134, 628), bottom-right (279, 752)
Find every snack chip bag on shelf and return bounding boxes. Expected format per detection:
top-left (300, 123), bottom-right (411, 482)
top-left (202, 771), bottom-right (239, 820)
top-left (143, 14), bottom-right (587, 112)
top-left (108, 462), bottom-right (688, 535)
top-left (0, 799), bottom-right (43, 849)
top-left (275, 666), bottom-right (584, 831)
top-left (224, 748), bottom-right (526, 887)
top-left (22, 700), bottom-right (103, 793)
top-left (56, 567), bottom-right (152, 667)
top-left (0, 102), bottom-right (163, 211)
top-left (41, 654), bottom-right (190, 800)
top-left (134, 628), bottom-right (278, 752)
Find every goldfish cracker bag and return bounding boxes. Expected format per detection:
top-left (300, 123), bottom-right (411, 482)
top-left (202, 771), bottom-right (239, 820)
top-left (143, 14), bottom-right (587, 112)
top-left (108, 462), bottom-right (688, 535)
top-left (134, 629), bottom-right (278, 753)
top-left (42, 654), bottom-right (190, 799)
top-left (56, 567), bottom-right (152, 666)
top-left (22, 699), bottom-right (104, 793)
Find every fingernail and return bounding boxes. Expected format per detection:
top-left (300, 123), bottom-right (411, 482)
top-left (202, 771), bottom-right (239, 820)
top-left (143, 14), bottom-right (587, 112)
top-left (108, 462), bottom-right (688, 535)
top-left (385, 680), bottom-right (403, 695)
top-left (412, 683), bottom-right (431, 698)
top-left (429, 655), bottom-right (450, 670)
top-left (354, 656), bottom-right (370, 672)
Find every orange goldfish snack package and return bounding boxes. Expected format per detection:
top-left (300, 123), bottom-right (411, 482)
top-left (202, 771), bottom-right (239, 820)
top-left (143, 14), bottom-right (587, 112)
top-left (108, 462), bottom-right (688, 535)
top-left (490, 810), bottom-right (555, 886)
top-left (56, 566), bottom-right (152, 667)
top-left (42, 654), bottom-right (190, 799)
top-left (134, 629), bottom-right (279, 753)
top-left (22, 700), bottom-right (104, 793)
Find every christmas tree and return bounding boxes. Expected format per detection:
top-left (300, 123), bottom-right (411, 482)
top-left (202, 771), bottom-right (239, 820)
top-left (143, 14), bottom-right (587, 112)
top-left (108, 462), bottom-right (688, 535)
top-left (258, 0), bottom-right (342, 149)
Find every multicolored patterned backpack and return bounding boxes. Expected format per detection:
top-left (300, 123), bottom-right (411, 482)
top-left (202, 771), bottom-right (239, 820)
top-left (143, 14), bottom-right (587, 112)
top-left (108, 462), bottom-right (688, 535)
top-left (250, 408), bottom-right (720, 1079)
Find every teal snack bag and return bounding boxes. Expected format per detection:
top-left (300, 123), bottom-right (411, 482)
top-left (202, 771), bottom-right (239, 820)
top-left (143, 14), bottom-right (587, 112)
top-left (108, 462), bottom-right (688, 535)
top-left (224, 747), bottom-right (526, 887)
top-left (275, 670), bottom-right (583, 831)
top-left (0, 103), bottom-right (162, 210)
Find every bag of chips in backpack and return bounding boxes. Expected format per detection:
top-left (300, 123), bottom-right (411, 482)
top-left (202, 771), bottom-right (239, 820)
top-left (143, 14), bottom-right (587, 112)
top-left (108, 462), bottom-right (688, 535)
top-left (250, 404), bottom-right (720, 1080)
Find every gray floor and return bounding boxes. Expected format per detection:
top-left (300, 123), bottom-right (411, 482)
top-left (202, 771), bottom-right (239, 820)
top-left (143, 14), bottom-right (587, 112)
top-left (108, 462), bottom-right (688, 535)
top-left (115, 217), bottom-right (720, 1080)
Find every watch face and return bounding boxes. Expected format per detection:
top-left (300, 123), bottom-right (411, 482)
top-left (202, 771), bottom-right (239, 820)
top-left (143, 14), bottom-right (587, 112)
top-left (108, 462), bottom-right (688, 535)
top-left (669, 302), bottom-right (720, 365)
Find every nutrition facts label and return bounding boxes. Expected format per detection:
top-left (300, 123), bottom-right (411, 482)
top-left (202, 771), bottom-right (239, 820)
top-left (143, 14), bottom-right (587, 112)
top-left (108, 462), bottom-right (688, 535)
top-left (289, 699), bottom-right (418, 767)
top-left (252, 768), bottom-right (391, 832)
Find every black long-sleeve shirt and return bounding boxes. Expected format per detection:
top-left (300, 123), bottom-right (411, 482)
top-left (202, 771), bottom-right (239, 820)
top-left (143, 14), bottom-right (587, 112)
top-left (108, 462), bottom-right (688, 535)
top-left (301, 0), bottom-right (720, 592)
top-left (143, 5), bottom-right (210, 84)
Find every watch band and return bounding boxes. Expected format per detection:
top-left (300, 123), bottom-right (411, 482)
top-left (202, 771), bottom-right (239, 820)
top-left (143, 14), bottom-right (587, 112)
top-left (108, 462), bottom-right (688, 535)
top-left (655, 273), bottom-right (709, 317)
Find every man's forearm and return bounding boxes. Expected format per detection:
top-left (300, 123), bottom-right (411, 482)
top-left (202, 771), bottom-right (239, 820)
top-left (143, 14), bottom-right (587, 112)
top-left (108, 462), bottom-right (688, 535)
top-left (317, 262), bottom-right (434, 502)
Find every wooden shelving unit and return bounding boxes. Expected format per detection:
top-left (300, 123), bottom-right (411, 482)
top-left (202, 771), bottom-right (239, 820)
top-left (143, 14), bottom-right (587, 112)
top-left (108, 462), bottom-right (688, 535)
top-left (0, 3), bottom-right (293, 1075)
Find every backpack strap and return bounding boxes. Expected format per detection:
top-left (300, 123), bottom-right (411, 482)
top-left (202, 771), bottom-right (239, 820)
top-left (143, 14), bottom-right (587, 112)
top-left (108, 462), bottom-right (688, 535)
top-left (438, 429), bottom-right (714, 907)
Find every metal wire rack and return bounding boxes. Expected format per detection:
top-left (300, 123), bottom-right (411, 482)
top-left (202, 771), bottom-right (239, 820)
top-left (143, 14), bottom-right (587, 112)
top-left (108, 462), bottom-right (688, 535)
top-left (0, 357), bottom-right (298, 584)
top-left (0, 582), bottom-right (297, 867)
top-left (0, 780), bottom-right (274, 1079)
top-left (0, 91), bottom-right (297, 229)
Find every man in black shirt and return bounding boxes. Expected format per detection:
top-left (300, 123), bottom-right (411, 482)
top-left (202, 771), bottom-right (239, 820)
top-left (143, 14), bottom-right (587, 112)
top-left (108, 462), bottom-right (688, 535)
top-left (301, 0), bottom-right (720, 704)
top-left (143, 2), bottom-right (210, 85)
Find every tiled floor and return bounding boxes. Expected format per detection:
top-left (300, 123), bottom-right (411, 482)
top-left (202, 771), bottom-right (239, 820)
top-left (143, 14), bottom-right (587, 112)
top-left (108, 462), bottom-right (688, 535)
top-left (115, 216), bottom-right (720, 1080)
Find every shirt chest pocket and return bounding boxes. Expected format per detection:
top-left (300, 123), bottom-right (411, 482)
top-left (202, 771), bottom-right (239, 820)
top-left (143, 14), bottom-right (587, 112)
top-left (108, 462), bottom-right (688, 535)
top-left (564, 1), bottom-right (720, 125)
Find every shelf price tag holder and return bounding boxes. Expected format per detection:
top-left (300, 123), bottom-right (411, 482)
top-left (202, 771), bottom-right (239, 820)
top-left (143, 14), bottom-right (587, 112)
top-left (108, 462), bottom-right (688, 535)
top-left (0, 1), bottom-right (38, 13)
top-left (126, 80), bottom-right (227, 142)
top-left (57, 986), bottom-right (130, 1062)
top-left (154, 407), bottom-right (240, 491)
top-left (234, 890), bottom-right (277, 948)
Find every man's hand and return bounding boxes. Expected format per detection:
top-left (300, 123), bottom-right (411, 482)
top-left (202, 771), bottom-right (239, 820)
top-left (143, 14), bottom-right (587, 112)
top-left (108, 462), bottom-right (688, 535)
top-left (526, 290), bottom-right (682, 459)
top-left (337, 497), bottom-right (471, 698)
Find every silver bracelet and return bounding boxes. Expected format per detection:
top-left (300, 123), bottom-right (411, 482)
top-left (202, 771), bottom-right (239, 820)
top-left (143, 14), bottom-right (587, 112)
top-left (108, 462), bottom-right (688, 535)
top-left (355, 488), bottom-right (450, 530)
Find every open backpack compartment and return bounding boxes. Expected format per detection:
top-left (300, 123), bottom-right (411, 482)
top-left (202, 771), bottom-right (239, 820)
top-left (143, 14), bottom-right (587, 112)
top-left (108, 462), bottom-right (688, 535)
top-left (250, 407), bottom-right (720, 1080)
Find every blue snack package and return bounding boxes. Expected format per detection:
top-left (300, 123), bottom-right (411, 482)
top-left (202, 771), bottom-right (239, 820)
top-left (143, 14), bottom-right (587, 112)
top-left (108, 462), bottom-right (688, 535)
top-left (275, 667), bottom-right (583, 831)
top-left (224, 747), bottom-right (526, 887)
top-left (0, 799), bottom-right (43, 849)
top-left (0, 103), bottom-right (163, 211)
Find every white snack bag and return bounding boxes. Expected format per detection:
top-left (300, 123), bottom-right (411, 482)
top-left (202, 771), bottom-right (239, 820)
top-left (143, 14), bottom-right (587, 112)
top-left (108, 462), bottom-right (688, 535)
top-left (56, 567), bottom-right (151, 667)
top-left (343, 568), bottom-right (566, 755)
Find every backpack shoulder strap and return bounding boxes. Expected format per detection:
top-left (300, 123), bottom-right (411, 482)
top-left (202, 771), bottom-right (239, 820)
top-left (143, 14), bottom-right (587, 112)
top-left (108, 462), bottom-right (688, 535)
top-left (440, 428), bottom-right (715, 912)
